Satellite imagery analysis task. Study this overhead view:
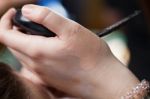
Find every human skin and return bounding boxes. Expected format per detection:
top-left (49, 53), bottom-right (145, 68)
top-left (0, 0), bottom-right (37, 50)
top-left (18, 73), bottom-right (56, 99)
top-left (0, 5), bottom-right (140, 99)
top-left (14, 72), bottom-right (77, 99)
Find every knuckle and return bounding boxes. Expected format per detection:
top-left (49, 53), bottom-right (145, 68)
top-left (28, 61), bottom-right (37, 70)
top-left (25, 36), bottom-right (43, 59)
top-left (68, 22), bottom-right (82, 35)
top-left (30, 51), bottom-right (40, 59)
top-left (37, 7), bottom-right (52, 24)
top-left (31, 64), bottom-right (41, 73)
top-left (30, 50), bottom-right (42, 59)
top-left (28, 46), bottom-right (42, 59)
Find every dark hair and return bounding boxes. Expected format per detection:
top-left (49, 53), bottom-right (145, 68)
top-left (0, 62), bottom-right (28, 99)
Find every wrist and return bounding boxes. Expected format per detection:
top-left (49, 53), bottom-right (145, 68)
top-left (80, 56), bottom-right (140, 99)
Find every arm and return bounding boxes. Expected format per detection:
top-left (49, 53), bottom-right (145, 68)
top-left (0, 5), bottom-right (148, 99)
top-left (79, 57), bottom-right (140, 99)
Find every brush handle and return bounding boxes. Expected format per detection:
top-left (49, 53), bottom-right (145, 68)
top-left (13, 10), bottom-right (141, 38)
top-left (97, 11), bottom-right (141, 37)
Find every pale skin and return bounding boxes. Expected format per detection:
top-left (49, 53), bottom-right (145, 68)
top-left (0, 4), bottom-right (141, 99)
top-left (16, 72), bottom-right (77, 99)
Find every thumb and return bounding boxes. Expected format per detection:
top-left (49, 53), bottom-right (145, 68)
top-left (22, 4), bottom-right (80, 38)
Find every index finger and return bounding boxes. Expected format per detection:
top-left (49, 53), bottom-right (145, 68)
top-left (22, 4), bottom-right (82, 38)
top-left (0, 9), bottom-right (50, 57)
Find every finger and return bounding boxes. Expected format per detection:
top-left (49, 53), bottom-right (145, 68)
top-left (22, 4), bottom-right (80, 38)
top-left (0, 26), bottom-right (51, 57)
top-left (21, 67), bottom-right (46, 85)
top-left (13, 25), bottom-right (27, 33)
top-left (8, 47), bottom-right (44, 71)
top-left (0, 8), bottom-right (16, 30)
top-left (0, 8), bottom-right (43, 56)
top-left (8, 48), bottom-right (29, 62)
top-left (8, 48), bottom-right (32, 66)
top-left (13, 26), bottom-right (20, 31)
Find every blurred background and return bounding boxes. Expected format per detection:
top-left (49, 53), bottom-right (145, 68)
top-left (0, 0), bottom-right (150, 88)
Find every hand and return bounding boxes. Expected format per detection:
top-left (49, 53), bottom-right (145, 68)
top-left (0, 5), bottom-right (140, 99)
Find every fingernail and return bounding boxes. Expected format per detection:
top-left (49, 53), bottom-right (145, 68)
top-left (22, 4), bottom-right (35, 15)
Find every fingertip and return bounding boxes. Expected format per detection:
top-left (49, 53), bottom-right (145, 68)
top-left (0, 8), bottom-right (16, 29)
top-left (6, 8), bottom-right (17, 16)
top-left (22, 4), bottom-right (36, 9)
top-left (10, 8), bottom-right (17, 13)
top-left (22, 4), bottom-right (36, 16)
top-left (1, 8), bottom-right (16, 19)
top-left (21, 4), bottom-right (52, 26)
top-left (21, 4), bottom-right (47, 22)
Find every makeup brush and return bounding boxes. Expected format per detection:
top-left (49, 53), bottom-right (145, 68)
top-left (97, 10), bottom-right (142, 37)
